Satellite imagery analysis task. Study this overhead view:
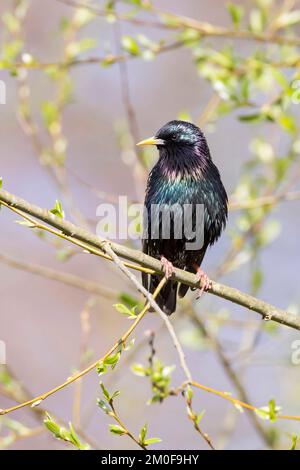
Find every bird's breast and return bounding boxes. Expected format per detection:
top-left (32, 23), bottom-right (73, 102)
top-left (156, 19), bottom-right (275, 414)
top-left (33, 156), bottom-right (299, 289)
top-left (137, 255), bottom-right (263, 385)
top-left (146, 172), bottom-right (201, 207)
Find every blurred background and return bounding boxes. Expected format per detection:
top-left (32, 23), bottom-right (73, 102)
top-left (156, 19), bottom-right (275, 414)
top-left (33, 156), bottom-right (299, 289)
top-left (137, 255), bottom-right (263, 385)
top-left (0, 0), bottom-right (300, 450)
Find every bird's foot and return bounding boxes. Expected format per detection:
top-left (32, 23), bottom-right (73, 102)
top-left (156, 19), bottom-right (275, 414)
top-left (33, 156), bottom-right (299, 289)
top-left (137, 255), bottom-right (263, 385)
top-left (195, 268), bottom-right (212, 299)
top-left (160, 256), bottom-right (175, 279)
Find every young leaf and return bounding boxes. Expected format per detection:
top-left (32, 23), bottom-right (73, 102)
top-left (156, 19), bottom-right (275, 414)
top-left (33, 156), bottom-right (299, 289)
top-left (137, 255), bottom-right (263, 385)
top-left (121, 36), bottom-right (140, 56)
top-left (97, 361), bottom-right (107, 376)
top-left (144, 437), bottom-right (162, 446)
top-left (139, 423), bottom-right (148, 444)
top-left (196, 410), bottom-right (206, 424)
top-left (44, 413), bottom-right (89, 449)
top-left (131, 363), bottom-right (147, 376)
top-left (50, 200), bottom-right (65, 219)
top-left (118, 292), bottom-right (140, 309)
top-left (15, 220), bottom-right (36, 228)
top-left (44, 414), bottom-right (61, 438)
top-left (100, 382), bottom-right (110, 401)
top-left (275, 10), bottom-right (300, 29)
top-left (97, 399), bottom-right (110, 414)
top-left (290, 433), bottom-right (298, 450)
top-left (227, 2), bottom-right (244, 27)
top-left (113, 303), bottom-right (137, 319)
top-left (109, 424), bottom-right (127, 435)
top-left (104, 352), bottom-right (121, 368)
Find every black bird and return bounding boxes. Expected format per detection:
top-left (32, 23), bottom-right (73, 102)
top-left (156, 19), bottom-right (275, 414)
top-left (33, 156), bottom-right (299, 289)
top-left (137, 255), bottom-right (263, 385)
top-left (137, 120), bottom-right (228, 315)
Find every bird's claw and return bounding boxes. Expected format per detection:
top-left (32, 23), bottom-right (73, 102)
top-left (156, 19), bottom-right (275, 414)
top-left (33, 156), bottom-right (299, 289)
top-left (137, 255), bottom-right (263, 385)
top-left (160, 256), bottom-right (175, 279)
top-left (195, 269), bottom-right (212, 299)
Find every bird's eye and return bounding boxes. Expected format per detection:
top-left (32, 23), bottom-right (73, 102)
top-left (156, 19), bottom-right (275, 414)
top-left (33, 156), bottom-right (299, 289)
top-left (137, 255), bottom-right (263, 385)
top-left (171, 134), bottom-right (177, 141)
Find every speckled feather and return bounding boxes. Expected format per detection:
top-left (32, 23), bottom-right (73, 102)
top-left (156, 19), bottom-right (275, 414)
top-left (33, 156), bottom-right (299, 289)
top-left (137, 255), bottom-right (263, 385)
top-left (142, 121), bottom-right (228, 315)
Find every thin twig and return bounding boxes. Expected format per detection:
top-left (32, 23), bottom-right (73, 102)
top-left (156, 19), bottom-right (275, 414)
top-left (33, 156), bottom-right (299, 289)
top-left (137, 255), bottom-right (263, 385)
top-left (229, 190), bottom-right (300, 211)
top-left (0, 278), bottom-right (167, 416)
top-left (0, 252), bottom-right (117, 301)
top-left (103, 243), bottom-right (214, 449)
top-left (0, 365), bottom-right (99, 449)
top-left (183, 303), bottom-right (273, 447)
top-left (56, 0), bottom-right (300, 46)
top-left (0, 188), bottom-right (299, 330)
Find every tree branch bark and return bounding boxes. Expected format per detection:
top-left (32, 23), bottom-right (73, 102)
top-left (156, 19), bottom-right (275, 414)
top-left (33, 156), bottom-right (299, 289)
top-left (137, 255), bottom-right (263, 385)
top-left (1, 188), bottom-right (299, 331)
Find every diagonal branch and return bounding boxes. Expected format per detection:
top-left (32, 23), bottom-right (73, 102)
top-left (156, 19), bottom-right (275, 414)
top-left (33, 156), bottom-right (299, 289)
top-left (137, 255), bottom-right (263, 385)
top-left (103, 242), bottom-right (214, 450)
top-left (0, 188), bottom-right (299, 330)
top-left (0, 277), bottom-right (167, 416)
top-left (56, 0), bottom-right (300, 47)
top-left (0, 252), bottom-right (116, 300)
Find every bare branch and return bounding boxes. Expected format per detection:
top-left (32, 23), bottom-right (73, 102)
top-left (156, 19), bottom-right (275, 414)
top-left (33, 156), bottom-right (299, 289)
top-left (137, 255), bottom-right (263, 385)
top-left (103, 242), bottom-right (214, 449)
top-left (0, 277), bottom-right (167, 416)
top-left (0, 252), bottom-right (116, 300)
top-left (56, 0), bottom-right (300, 46)
top-left (0, 188), bottom-right (299, 330)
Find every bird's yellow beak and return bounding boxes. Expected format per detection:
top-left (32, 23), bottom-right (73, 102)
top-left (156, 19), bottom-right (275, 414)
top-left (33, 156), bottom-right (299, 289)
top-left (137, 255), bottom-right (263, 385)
top-left (136, 136), bottom-right (165, 146)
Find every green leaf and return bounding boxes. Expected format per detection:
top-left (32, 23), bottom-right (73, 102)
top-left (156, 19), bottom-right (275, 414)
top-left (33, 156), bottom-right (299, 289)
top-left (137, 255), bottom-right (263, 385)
top-left (250, 138), bottom-right (274, 163)
top-left (44, 414), bottom-right (61, 438)
top-left (50, 200), bottom-right (65, 219)
top-left (139, 423), bottom-right (147, 444)
top-left (185, 385), bottom-right (193, 403)
top-left (275, 10), bottom-right (300, 28)
top-left (101, 55), bottom-right (118, 67)
top-left (144, 437), bottom-right (162, 446)
top-left (68, 423), bottom-right (83, 449)
top-left (109, 424), bottom-right (127, 435)
top-left (118, 292), bottom-right (140, 309)
top-left (114, 303), bottom-right (132, 315)
top-left (2, 12), bottom-right (20, 33)
top-left (44, 413), bottom-right (89, 449)
top-left (121, 36), bottom-right (140, 56)
top-left (65, 38), bottom-right (97, 58)
top-left (126, 0), bottom-right (144, 6)
top-left (131, 363), bottom-right (147, 376)
top-left (290, 433), bottom-right (298, 450)
top-left (104, 352), bottom-right (121, 368)
top-left (97, 399), bottom-right (111, 414)
top-left (258, 219), bottom-right (281, 246)
top-left (56, 248), bottom-right (73, 262)
top-left (227, 2), bottom-right (244, 27)
top-left (111, 390), bottom-right (121, 400)
top-left (113, 303), bottom-right (137, 319)
top-left (255, 399), bottom-right (281, 422)
top-left (277, 113), bottom-right (297, 134)
top-left (268, 399), bottom-right (279, 422)
top-left (2, 39), bottom-right (23, 61)
top-left (196, 410), bottom-right (206, 424)
top-left (73, 8), bottom-right (95, 27)
top-left (100, 382), bottom-right (110, 401)
top-left (179, 326), bottom-right (208, 351)
top-left (15, 220), bottom-right (36, 228)
top-left (123, 338), bottom-right (135, 351)
top-left (239, 113), bottom-right (263, 123)
top-left (132, 359), bottom-right (175, 403)
top-left (249, 8), bottom-right (264, 32)
top-left (97, 361), bottom-right (107, 376)
top-left (41, 101), bottom-right (59, 128)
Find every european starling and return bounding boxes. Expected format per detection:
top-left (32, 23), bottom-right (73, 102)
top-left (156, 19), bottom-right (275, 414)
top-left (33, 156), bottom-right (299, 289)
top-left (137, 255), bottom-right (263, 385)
top-left (137, 120), bottom-right (228, 315)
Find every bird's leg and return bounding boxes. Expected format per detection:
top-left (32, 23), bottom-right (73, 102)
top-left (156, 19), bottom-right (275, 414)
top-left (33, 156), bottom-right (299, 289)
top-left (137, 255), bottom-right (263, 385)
top-left (160, 256), bottom-right (175, 279)
top-left (194, 264), bottom-right (212, 298)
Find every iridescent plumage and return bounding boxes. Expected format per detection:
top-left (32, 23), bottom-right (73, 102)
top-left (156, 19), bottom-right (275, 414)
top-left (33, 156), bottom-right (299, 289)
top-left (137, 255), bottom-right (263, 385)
top-left (141, 120), bottom-right (228, 315)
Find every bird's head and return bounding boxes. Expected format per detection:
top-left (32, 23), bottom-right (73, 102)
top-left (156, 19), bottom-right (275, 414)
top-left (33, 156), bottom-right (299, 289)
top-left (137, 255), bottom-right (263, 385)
top-left (137, 120), bottom-right (211, 167)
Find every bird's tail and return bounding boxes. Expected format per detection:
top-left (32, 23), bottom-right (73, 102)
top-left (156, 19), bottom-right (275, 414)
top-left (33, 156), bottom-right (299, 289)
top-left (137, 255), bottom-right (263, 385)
top-left (143, 273), bottom-right (177, 315)
top-left (178, 282), bottom-right (189, 298)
